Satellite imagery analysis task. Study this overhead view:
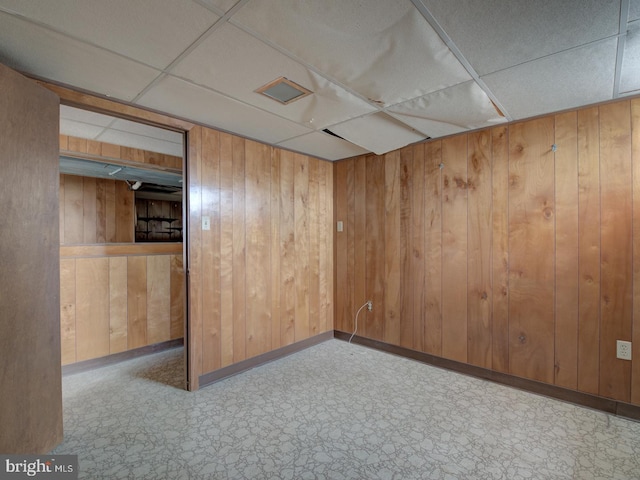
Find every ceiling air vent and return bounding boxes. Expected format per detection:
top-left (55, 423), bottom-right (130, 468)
top-left (255, 77), bottom-right (312, 105)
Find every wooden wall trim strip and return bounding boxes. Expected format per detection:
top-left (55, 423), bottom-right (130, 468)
top-left (62, 339), bottom-right (183, 376)
top-left (335, 331), bottom-right (640, 422)
top-left (61, 243), bottom-right (182, 258)
top-left (199, 331), bottom-right (334, 388)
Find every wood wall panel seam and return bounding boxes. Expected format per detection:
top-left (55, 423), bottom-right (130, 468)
top-left (577, 106), bottom-right (601, 395)
top-left (553, 111), bottom-right (579, 390)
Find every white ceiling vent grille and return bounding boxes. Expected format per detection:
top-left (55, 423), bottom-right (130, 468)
top-left (255, 77), bottom-right (312, 104)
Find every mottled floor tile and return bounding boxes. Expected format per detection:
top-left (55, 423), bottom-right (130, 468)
top-left (53, 340), bottom-right (640, 479)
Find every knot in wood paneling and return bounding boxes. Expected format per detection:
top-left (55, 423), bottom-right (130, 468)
top-left (453, 177), bottom-right (468, 189)
top-left (471, 154), bottom-right (482, 172)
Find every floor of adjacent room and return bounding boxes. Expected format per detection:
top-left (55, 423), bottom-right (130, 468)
top-left (52, 340), bottom-right (640, 480)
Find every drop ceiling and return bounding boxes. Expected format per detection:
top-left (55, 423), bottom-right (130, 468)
top-left (60, 105), bottom-right (184, 157)
top-left (59, 105), bottom-right (184, 191)
top-left (0, 0), bottom-right (637, 161)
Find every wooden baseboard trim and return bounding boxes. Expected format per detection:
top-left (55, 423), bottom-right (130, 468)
top-left (62, 338), bottom-right (184, 376)
top-left (334, 331), bottom-right (640, 422)
top-left (199, 331), bottom-right (334, 388)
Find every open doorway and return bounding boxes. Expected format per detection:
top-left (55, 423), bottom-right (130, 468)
top-left (58, 105), bottom-right (187, 389)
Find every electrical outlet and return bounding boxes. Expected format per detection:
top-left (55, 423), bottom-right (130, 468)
top-left (367, 301), bottom-right (373, 311)
top-left (617, 340), bottom-right (632, 361)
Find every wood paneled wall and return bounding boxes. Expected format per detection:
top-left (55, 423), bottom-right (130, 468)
top-left (60, 174), bottom-right (134, 244)
top-left (187, 127), bottom-right (334, 389)
top-left (60, 246), bottom-right (184, 365)
top-left (60, 134), bottom-right (182, 170)
top-left (334, 97), bottom-right (640, 406)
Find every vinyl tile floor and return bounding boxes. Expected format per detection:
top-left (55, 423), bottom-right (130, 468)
top-left (52, 339), bottom-right (640, 479)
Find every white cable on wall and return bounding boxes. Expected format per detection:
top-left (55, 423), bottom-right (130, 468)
top-left (348, 300), bottom-right (372, 344)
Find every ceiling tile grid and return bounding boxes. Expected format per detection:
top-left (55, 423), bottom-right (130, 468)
top-left (621, 19), bottom-right (640, 95)
top-left (329, 112), bottom-right (427, 156)
top-left (386, 81), bottom-right (507, 138)
top-left (630, 0), bottom-right (640, 22)
top-left (0, 10), bottom-right (161, 101)
top-left (230, 0), bottom-right (472, 106)
top-left (109, 118), bottom-right (183, 145)
top-left (97, 129), bottom-right (183, 158)
top-left (170, 23), bottom-right (377, 130)
top-left (59, 119), bottom-right (106, 141)
top-left (60, 106), bottom-right (183, 157)
top-left (194, 0), bottom-right (240, 16)
top-left (60, 105), bottom-right (114, 128)
top-left (277, 131), bottom-right (370, 161)
top-left (0, 0), bottom-right (637, 160)
top-left (417, 0), bottom-right (621, 77)
top-left (481, 39), bottom-right (618, 120)
top-left (136, 75), bottom-right (313, 146)
top-left (0, 0), bottom-right (220, 70)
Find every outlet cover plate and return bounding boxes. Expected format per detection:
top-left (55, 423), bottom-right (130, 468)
top-left (617, 340), bottom-right (632, 360)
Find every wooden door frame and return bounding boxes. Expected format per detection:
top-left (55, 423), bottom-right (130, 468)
top-left (36, 80), bottom-right (196, 390)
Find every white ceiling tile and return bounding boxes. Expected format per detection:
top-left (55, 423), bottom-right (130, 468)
top-left (0, 0), bottom-right (219, 69)
top-left (97, 130), bottom-right (184, 157)
top-left (630, 0), bottom-right (640, 22)
top-left (419, 0), bottom-right (621, 75)
top-left (172, 23), bottom-right (377, 130)
top-left (0, 12), bottom-right (160, 101)
top-left (60, 119), bottom-right (106, 140)
top-left (195, 0), bottom-right (240, 15)
top-left (329, 113), bottom-right (426, 155)
top-left (620, 25), bottom-right (640, 94)
top-left (60, 105), bottom-right (115, 127)
top-left (60, 106), bottom-right (183, 155)
top-left (387, 81), bottom-right (506, 138)
top-left (110, 118), bottom-right (183, 144)
top-left (482, 39), bottom-right (617, 120)
top-left (136, 75), bottom-right (312, 145)
top-left (277, 132), bottom-right (370, 161)
top-left (231, 0), bottom-right (470, 106)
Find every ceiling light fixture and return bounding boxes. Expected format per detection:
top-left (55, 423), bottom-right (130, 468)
top-left (125, 179), bottom-right (142, 191)
top-left (255, 77), bottom-right (312, 105)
